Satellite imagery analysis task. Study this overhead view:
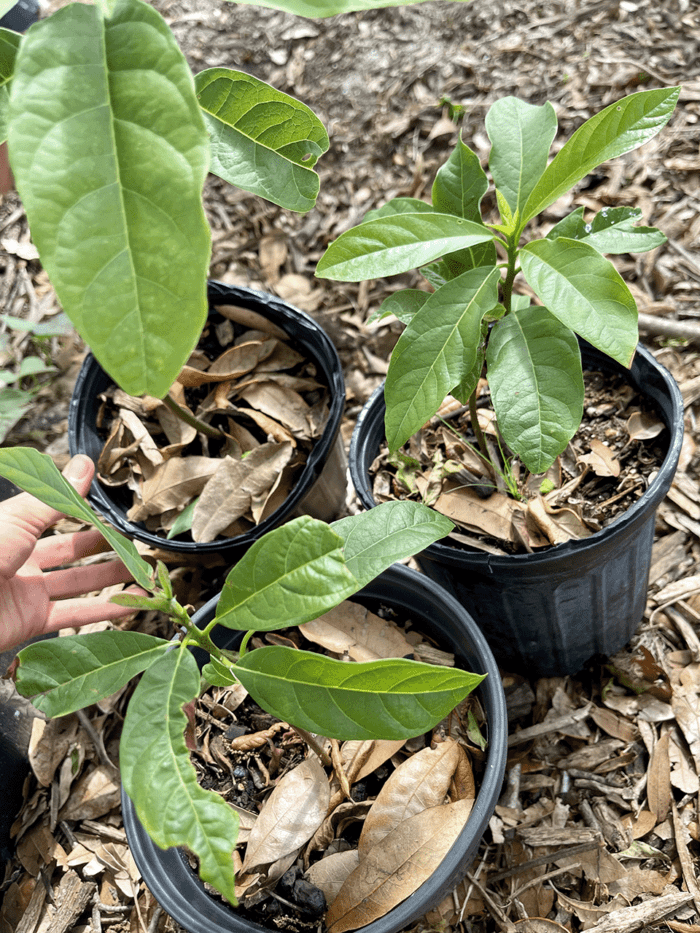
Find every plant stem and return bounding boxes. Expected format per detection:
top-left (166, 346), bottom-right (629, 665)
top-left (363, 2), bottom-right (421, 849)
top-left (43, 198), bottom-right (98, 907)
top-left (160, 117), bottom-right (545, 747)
top-left (291, 726), bottom-right (333, 767)
top-left (468, 389), bottom-right (491, 466)
top-left (501, 235), bottom-right (519, 315)
top-left (162, 392), bottom-right (223, 439)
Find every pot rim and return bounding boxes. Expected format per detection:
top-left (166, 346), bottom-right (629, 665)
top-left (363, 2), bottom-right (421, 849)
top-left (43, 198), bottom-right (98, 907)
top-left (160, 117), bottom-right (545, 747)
top-left (122, 563), bottom-right (508, 933)
top-left (69, 281), bottom-right (345, 554)
top-left (350, 342), bottom-right (684, 567)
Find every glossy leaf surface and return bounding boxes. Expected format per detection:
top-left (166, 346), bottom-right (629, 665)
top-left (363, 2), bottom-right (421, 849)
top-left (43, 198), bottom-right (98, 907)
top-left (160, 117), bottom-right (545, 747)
top-left (316, 213), bottom-right (494, 281)
top-left (384, 266), bottom-right (500, 450)
top-left (486, 306), bottom-right (584, 474)
top-left (332, 501), bottom-right (453, 586)
top-left (16, 631), bottom-right (169, 718)
top-left (367, 289), bottom-right (429, 326)
top-left (234, 647), bottom-right (484, 740)
top-left (120, 649), bottom-right (240, 906)
top-left (485, 97), bottom-right (557, 216)
top-left (195, 68), bottom-right (328, 212)
top-left (215, 516), bottom-right (359, 631)
top-left (0, 447), bottom-right (154, 590)
top-left (0, 28), bottom-right (19, 144)
top-left (521, 86), bottom-right (680, 225)
top-left (520, 237), bottom-right (638, 367)
top-left (546, 205), bottom-right (666, 254)
top-left (362, 197), bottom-right (435, 224)
top-left (8, 0), bottom-right (210, 398)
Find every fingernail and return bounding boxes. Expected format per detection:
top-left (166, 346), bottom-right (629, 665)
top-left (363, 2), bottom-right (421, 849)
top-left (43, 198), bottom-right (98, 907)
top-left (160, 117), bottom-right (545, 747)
top-left (63, 454), bottom-right (92, 484)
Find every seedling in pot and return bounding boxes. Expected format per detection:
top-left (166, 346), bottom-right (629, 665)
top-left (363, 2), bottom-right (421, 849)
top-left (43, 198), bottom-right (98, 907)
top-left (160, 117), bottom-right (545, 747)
top-left (317, 87), bottom-right (680, 481)
top-left (0, 446), bottom-right (483, 910)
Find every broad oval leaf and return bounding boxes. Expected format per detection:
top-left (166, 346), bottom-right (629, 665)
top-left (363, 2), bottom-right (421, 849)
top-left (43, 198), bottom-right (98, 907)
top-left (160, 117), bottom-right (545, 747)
top-left (546, 205), bottom-right (666, 254)
top-left (16, 631), bottom-right (169, 718)
top-left (367, 288), bottom-right (429, 326)
top-left (521, 86), bottom-right (680, 226)
top-left (384, 266), bottom-right (501, 451)
top-left (233, 646), bottom-right (485, 741)
top-left (120, 648), bottom-right (240, 906)
top-left (8, 0), bottom-right (211, 398)
top-left (215, 515), bottom-right (360, 631)
top-left (362, 197), bottom-right (434, 224)
top-left (316, 213), bottom-right (494, 282)
top-left (432, 136), bottom-right (489, 220)
top-left (0, 27), bottom-right (20, 144)
top-left (520, 237), bottom-right (638, 367)
top-left (195, 68), bottom-right (328, 213)
top-left (485, 97), bottom-right (557, 216)
top-left (485, 306), bottom-right (584, 475)
top-left (331, 501), bottom-right (453, 587)
top-left (326, 797), bottom-right (475, 933)
top-left (242, 756), bottom-right (329, 873)
top-left (0, 447), bottom-right (154, 590)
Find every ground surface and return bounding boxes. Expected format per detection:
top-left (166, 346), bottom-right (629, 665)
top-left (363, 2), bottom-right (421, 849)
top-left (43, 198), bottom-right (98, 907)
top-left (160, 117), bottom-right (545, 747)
top-left (1, 0), bottom-right (700, 931)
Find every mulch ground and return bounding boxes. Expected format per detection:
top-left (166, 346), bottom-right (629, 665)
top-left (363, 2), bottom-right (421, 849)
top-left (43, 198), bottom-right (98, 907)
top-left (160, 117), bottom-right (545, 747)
top-left (1, 0), bottom-right (700, 931)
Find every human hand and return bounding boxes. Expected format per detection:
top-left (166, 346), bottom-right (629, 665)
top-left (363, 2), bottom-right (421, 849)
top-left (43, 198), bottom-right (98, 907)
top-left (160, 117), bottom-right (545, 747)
top-left (0, 454), bottom-right (145, 653)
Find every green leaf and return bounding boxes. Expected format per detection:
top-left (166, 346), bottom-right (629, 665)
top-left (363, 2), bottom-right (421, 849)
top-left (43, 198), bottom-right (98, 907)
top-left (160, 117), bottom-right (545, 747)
top-left (367, 289), bottom-right (429, 326)
top-left (233, 647), bottom-right (485, 740)
top-left (316, 213), bottom-right (494, 282)
top-left (120, 649), bottom-right (239, 906)
top-left (166, 498), bottom-right (198, 539)
top-left (0, 386), bottom-right (32, 441)
top-left (384, 266), bottom-right (501, 451)
top-left (15, 631), bottom-right (169, 717)
top-left (521, 87), bottom-right (680, 226)
top-left (229, 0), bottom-right (472, 17)
top-left (215, 515), bottom-right (360, 631)
top-left (0, 28), bottom-right (20, 145)
top-left (362, 197), bottom-right (434, 224)
top-left (0, 0), bottom-right (18, 20)
top-left (8, 0), bottom-right (211, 398)
top-left (331, 501), bottom-right (453, 587)
top-left (546, 206), bottom-right (666, 254)
top-left (520, 238), bottom-right (638, 367)
top-left (202, 655), bottom-right (239, 688)
top-left (452, 330), bottom-right (486, 405)
top-left (485, 97), bottom-right (557, 216)
top-left (0, 447), bottom-right (154, 590)
top-left (195, 68), bottom-right (328, 213)
top-left (485, 306), bottom-right (584, 474)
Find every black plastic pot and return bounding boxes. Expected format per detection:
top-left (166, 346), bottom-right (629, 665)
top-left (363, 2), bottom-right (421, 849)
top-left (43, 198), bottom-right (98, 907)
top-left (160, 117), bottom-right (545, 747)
top-left (122, 564), bottom-right (508, 933)
top-left (349, 343), bottom-right (684, 678)
top-left (69, 282), bottom-right (346, 559)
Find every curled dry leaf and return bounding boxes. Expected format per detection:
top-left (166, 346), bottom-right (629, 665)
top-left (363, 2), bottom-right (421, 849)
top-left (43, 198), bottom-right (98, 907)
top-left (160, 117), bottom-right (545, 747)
top-left (127, 456), bottom-right (219, 521)
top-left (527, 495), bottom-right (592, 545)
top-left (191, 442), bottom-right (294, 542)
top-left (358, 738), bottom-right (469, 857)
top-left (228, 721), bottom-right (289, 752)
top-left (300, 601), bottom-right (415, 662)
top-left (627, 409), bottom-right (665, 441)
top-left (580, 438), bottom-right (621, 477)
top-left (340, 739), bottom-right (407, 784)
top-left (325, 796), bottom-right (474, 933)
top-left (242, 755), bottom-right (331, 875)
top-left (305, 851), bottom-right (361, 906)
top-left (647, 731), bottom-right (672, 824)
top-left (434, 483), bottom-right (525, 543)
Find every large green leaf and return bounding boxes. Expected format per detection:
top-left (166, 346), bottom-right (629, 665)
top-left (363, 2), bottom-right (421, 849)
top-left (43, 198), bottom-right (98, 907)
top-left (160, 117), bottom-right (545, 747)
top-left (362, 197), bottom-right (435, 224)
top-left (215, 516), bottom-right (360, 631)
top-left (0, 28), bottom-right (20, 145)
top-left (8, 0), bottom-right (210, 398)
top-left (316, 213), bottom-right (494, 282)
top-left (546, 206), bottom-right (666, 254)
top-left (331, 501), bottom-right (453, 587)
top-left (120, 649), bottom-right (240, 906)
top-left (521, 87), bottom-right (680, 226)
top-left (16, 631), bottom-right (169, 717)
top-left (366, 288), bottom-right (429, 326)
top-left (0, 0), bottom-right (18, 20)
top-left (195, 68), bottom-right (328, 213)
top-left (234, 647), bottom-right (484, 740)
top-left (486, 306), bottom-right (584, 474)
top-left (230, 0), bottom-right (471, 16)
top-left (384, 266), bottom-right (501, 451)
top-left (485, 97), bottom-right (557, 217)
top-left (520, 237), bottom-right (638, 367)
top-left (0, 447), bottom-right (154, 590)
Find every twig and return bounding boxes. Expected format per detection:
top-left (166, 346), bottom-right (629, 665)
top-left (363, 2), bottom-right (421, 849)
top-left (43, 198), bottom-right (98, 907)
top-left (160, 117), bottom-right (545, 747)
top-left (585, 891), bottom-right (694, 933)
top-left (146, 906), bottom-right (164, 933)
top-left (76, 709), bottom-right (118, 775)
top-left (638, 312), bottom-right (700, 344)
top-left (487, 840), bottom-right (602, 884)
top-left (465, 871), bottom-right (517, 933)
top-left (507, 703), bottom-right (592, 746)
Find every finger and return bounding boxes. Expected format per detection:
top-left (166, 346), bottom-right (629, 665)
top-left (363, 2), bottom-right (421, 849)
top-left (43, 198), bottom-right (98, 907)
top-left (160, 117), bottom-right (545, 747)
top-left (43, 560), bottom-right (136, 601)
top-left (44, 587), bottom-right (148, 633)
top-left (0, 455), bottom-right (96, 555)
top-left (33, 528), bottom-right (114, 569)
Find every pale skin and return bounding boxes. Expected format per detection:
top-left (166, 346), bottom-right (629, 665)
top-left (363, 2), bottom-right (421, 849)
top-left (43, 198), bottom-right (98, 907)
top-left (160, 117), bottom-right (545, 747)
top-left (0, 454), bottom-right (143, 653)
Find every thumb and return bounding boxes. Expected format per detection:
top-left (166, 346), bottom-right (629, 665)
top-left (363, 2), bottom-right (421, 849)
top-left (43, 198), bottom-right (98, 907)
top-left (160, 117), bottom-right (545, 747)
top-left (62, 454), bottom-right (95, 498)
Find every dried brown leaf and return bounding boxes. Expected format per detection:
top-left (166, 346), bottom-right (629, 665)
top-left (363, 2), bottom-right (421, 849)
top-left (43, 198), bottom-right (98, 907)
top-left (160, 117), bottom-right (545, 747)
top-left (191, 442), bottom-right (293, 542)
top-left (28, 716), bottom-right (78, 787)
top-left (237, 382), bottom-right (315, 439)
top-left (579, 439), bottom-right (621, 478)
top-left (528, 495), bottom-right (592, 545)
top-left (433, 484), bottom-right (525, 543)
top-left (242, 756), bottom-right (330, 874)
top-left (627, 410), bottom-right (665, 441)
top-left (305, 851), bottom-right (361, 907)
top-left (670, 664), bottom-right (700, 773)
top-left (326, 797), bottom-right (474, 933)
top-left (339, 740), bottom-right (407, 784)
top-left (647, 731), bottom-right (672, 824)
top-left (59, 765), bottom-right (121, 822)
top-left (300, 601), bottom-right (414, 662)
top-left (128, 456), bottom-right (219, 521)
top-left (213, 303), bottom-right (288, 340)
top-left (358, 740), bottom-right (465, 857)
